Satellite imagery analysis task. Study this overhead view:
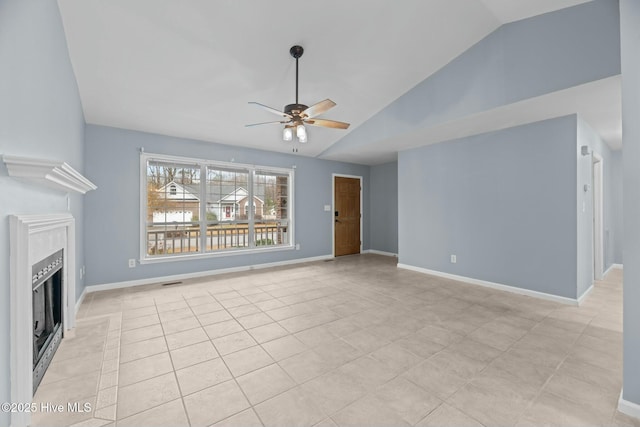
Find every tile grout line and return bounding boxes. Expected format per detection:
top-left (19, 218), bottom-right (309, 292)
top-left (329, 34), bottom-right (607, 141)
top-left (155, 294), bottom-right (194, 427)
top-left (199, 287), bottom-right (268, 427)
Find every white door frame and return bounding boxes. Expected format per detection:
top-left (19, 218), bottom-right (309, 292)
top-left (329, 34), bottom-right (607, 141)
top-left (332, 173), bottom-right (363, 257)
top-left (593, 152), bottom-right (604, 280)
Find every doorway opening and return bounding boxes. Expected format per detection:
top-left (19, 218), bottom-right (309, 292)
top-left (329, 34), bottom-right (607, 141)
top-left (333, 174), bottom-right (362, 256)
top-left (593, 153), bottom-right (604, 280)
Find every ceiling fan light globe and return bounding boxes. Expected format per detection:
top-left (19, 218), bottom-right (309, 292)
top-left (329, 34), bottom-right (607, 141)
top-left (283, 127), bottom-right (293, 141)
top-left (298, 134), bottom-right (308, 143)
top-left (296, 124), bottom-right (306, 139)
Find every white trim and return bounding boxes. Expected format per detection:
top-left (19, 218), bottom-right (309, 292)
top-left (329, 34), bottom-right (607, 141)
top-left (3, 155), bottom-right (97, 194)
top-left (140, 152), bottom-right (295, 263)
top-left (87, 254), bottom-right (333, 293)
top-left (75, 287), bottom-right (87, 315)
top-left (9, 213), bottom-right (77, 427)
top-left (603, 263), bottom-right (624, 277)
top-left (139, 244), bottom-right (295, 265)
top-left (139, 153), bottom-right (147, 263)
top-left (592, 152), bottom-right (604, 281)
top-left (332, 174), bottom-right (363, 257)
top-left (619, 390), bottom-right (640, 420)
top-left (577, 284), bottom-right (594, 305)
top-left (290, 167), bottom-right (296, 251)
top-left (141, 151), bottom-right (293, 175)
top-left (397, 263), bottom-right (579, 306)
top-left (363, 249), bottom-right (397, 257)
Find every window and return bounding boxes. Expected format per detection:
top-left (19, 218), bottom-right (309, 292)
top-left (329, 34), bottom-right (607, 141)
top-left (141, 153), bottom-right (294, 262)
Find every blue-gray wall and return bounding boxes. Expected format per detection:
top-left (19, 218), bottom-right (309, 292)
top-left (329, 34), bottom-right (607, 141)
top-left (611, 150), bottom-right (623, 264)
top-left (576, 116), bottom-right (620, 298)
top-left (0, 1), bottom-right (86, 425)
top-left (621, 0), bottom-right (640, 408)
top-left (369, 161), bottom-right (398, 254)
top-left (398, 116), bottom-right (578, 299)
top-left (322, 0), bottom-right (620, 159)
top-left (83, 125), bottom-right (370, 286)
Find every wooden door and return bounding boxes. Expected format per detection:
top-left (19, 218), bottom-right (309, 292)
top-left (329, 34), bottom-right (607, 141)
top-left (334, 176), bottom-right (361, 256)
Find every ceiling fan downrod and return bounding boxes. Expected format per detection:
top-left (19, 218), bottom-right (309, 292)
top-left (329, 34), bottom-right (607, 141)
top-left (290, 45), bottom-right (304, 105)
top-left (245, 44), bottom-right (350, 141)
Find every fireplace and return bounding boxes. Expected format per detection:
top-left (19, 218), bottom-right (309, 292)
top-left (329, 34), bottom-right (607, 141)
top-left (9, 213), bottom-right (78, 427)
top-left (4, 156), bottom-right (95, 427)
top-left (32, 249), bottom-right (64, 393)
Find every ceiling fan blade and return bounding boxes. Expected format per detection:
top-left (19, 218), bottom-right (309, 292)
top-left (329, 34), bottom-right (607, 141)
top-left (301, 99), bottom-right (336, 119)
top-left (248, 102), bottom-right (292, 118)
top-left (245, 120), bottom-right (287, 127)
top-left (304, 118), bottom-right (350, 129)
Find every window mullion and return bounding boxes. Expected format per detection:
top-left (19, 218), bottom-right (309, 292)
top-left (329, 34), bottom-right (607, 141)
top-left (248, 169), bottom-right (255, 248)
top-left (199, 164), bottom-right (206, 253)
top-left (142, 153), bottom-right (294, 262)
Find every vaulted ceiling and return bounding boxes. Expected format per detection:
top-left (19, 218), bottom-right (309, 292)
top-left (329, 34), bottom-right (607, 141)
top-left (58, 0), bottom-right (608, 164)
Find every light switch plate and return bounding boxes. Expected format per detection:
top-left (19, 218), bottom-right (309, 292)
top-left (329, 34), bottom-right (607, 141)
top-left (324, 205), bottom-right (331, 211)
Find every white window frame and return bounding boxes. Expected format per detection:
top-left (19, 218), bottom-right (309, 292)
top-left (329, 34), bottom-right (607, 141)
top-left (139, 152), bottom-right (295, 264)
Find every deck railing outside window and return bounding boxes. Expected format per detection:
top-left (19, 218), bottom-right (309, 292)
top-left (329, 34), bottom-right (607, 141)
top-left (146, 223), bottom-right (288, 255)
top-left (141, 153), bottom-right (294, 261)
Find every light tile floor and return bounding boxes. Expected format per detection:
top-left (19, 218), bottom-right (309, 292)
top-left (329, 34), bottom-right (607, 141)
top-left (31, 254), bottom-right (639, 427)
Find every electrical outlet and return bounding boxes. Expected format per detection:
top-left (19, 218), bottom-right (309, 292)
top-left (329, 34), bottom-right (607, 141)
top-left (128, 258), bottom-right (136, 268)
top-left (450, 254), bottom-right (457, 263)
top-left (295, 243), bottom-right (300, 250)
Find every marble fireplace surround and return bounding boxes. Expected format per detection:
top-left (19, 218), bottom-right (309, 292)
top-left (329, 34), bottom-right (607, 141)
top-left (9, 213), bottom-right (77, 427)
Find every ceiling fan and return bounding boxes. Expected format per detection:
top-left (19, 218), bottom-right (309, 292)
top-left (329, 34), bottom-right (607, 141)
top-left (246, 45), bottom-right (350, 144)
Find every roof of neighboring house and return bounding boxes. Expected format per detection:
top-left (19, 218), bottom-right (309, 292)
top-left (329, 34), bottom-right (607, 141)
top-left (156, 181), bottom-right (199, 201)
top-left (180, 183), bottom-right (270, 205)
top-left (218, 187), bottom-right (248, 203)
top-left (218, 187), bottom-right (264, 205)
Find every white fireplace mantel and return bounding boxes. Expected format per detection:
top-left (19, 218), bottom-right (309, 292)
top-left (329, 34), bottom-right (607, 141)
top-left (2, 155), bottom-right (97, 194)
top-left (9, 213), bottom-right (77, 427)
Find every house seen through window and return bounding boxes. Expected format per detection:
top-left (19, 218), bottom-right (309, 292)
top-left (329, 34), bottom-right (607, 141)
top-left (143, 154), bottom-right (293, 260)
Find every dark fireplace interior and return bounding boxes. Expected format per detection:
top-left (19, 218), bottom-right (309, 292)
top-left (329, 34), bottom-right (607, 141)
top-left (32, 249), bottom-right (63, 394)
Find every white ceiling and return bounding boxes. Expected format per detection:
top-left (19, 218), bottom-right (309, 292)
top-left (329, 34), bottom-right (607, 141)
top-left (57, 0), bottom-right (612, 164)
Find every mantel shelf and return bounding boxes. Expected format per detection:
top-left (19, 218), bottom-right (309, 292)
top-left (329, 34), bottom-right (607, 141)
top-left (3, 155), bottom-right (97, 194)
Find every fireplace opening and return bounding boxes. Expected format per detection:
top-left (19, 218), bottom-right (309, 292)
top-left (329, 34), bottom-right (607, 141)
top-left (32, 249), bottom-right (63, 394)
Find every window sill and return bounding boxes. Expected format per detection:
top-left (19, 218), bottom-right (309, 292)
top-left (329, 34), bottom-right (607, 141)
top-left (139, 244), bottom-right (295, 265)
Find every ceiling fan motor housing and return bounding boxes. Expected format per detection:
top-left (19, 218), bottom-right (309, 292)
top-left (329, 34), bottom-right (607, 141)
top-left (284, 103), bottom-right (309, 117)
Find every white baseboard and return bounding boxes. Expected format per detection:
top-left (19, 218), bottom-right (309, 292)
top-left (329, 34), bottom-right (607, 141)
top-left (604, 263), bottom-right (624, 276)
top-left (603, 263), bottom-right (623, 279)
top-left (86, 254), bottom-right (333, 293)
top-left (577, 284), bottom-right (594, 305)
top-left (362, 249), bottom-right (397, 257)
top-left (397, 263), bottom-right (579, 306)
top-left (619, 390), bottom-right (640, 420)
top-left (603, 265), bottom-right (614, 277)
top-left (75, 287), bottom-right (87, 314)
